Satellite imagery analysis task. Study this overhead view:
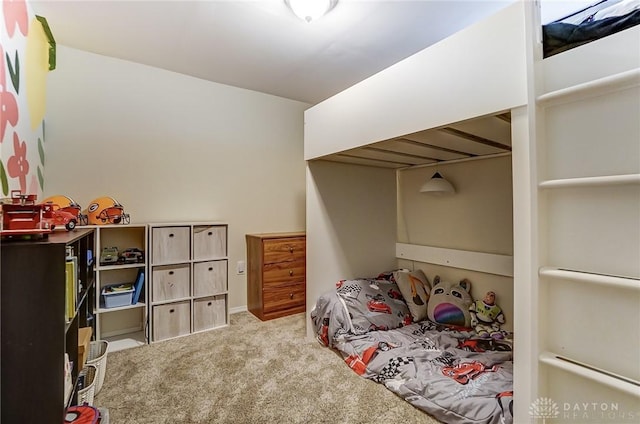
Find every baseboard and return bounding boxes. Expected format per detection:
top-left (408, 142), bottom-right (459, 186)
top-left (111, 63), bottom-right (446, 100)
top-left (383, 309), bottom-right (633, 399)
top-left (229, 305), bottom-right (248, 315)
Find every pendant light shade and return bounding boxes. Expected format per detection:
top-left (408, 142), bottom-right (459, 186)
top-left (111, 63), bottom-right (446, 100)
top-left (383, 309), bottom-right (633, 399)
top-left (285, 0), bottom-right (338, 23)
top-left (419, 172), bottom-right (455, 195)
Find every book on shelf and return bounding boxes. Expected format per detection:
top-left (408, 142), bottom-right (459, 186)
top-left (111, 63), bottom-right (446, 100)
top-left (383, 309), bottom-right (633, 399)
top-left (131, 268), bottom-right (144, 305)
top-left (65, 257), bottom-right (78, 321)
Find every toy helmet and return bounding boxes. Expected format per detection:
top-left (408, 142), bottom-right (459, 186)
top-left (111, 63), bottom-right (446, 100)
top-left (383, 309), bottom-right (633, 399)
top-left (41, 194), bottom-right (81, 210)
top-left (41, 194), bottom-right (89, 225)
top-left (84, 196), bottom-right (130, 225)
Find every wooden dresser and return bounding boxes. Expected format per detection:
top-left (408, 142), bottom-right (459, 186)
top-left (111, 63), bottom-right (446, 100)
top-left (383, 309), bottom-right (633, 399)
top-left (246, 232), bottom-right (306, 321)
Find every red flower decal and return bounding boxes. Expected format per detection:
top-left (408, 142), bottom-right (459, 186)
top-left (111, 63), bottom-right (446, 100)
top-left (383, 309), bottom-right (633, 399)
top-left (1, 44), bottom-right (19, 142)
top-left (3, 0), bottom-right (29, 37)
top-left (8, 132), bottom-right (30, 192)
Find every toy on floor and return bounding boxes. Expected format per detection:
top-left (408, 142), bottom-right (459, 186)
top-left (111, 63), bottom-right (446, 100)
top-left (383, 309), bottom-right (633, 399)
top-left (469, 291), bottom-right (505, 339)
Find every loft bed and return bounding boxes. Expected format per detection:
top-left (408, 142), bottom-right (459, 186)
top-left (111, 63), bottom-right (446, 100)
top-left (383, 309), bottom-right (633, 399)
top-left (304, 1), bottom-right (639, 423)
top-left (543, 0), bottom-right (640, 57)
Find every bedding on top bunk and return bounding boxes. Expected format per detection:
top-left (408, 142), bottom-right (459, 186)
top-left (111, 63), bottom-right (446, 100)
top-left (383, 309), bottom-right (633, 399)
top-left (543, 0), bottom-right (640, 57)
top-left (310, 272), bottom-right (513, 424)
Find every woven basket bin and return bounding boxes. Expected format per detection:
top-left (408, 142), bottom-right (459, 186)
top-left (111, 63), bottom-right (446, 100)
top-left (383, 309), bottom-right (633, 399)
top-left (86, 340), bottom-right (109, 394)
top-left (77, 364), bottom-right (98, 406)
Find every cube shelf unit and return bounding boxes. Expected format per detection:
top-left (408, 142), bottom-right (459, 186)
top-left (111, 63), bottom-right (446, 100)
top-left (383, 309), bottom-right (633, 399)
top-left (148, 222), bottom-right (229, 342)
top-left (93, 224), bottom-right (148, 352)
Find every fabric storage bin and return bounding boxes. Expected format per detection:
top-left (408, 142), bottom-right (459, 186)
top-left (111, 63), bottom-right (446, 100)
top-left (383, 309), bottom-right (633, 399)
top-left (77, 364), bottom-right (98, 406)
top-left (192, 260), bottom-right (227, 297)
top-left (86, 340), bottom-right (109, 394)
top-left (152, 301), bottom-right (191, 341)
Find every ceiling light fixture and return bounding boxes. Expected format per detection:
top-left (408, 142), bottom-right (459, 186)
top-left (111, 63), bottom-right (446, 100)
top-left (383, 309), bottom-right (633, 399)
top-left (419, 172), bottom-right (456, 195)
top-left (285, 0), bottom-right (338, 23)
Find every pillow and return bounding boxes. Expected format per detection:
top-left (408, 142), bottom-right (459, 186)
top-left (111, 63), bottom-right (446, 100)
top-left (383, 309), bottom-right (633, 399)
top-left (393, 269), bottom-right (431, 322)
top-left (336, 278), bottom-right (411, 334)
top-left (426, 275), bottom-right (473, 329)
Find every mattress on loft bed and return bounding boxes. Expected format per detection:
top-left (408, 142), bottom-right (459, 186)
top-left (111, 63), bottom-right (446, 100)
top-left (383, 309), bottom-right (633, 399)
top-left (311, 275), bottom-right (514, 424)
top-left (543, 0), bottom-right (640, 57)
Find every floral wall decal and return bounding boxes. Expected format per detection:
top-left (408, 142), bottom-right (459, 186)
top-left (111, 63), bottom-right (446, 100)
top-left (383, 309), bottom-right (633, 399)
top-left (1, 0), bottom-right (53, 197)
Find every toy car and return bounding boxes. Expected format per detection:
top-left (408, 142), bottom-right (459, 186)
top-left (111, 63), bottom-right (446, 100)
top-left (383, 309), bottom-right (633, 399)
top-left (119, 247), bottom-right (144, 264)
top-left (41, 203), bottom-right (78, 231)
top-left (100, 247), bottom-right (119, 265)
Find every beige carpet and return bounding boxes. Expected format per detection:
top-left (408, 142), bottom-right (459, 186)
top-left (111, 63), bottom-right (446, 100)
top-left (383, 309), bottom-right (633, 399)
top-left (94, 312), bottom-right (441, 423)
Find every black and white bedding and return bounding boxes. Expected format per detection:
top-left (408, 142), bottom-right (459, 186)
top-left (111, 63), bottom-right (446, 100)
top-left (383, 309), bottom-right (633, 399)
top-left (543, 0), bottom-right (640, 57)
top-left (311, 277), bottom-right (514, 424)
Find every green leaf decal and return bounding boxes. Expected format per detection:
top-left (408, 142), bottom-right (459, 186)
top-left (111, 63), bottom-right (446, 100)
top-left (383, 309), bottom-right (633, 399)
top-left (38, 138), bottom-right (45, 165)
top-left (38, 166), bottom-right (45, 191)
top-left (6, 51), bottom-right (20, 94)
top-left (0, 162), bottom-right (8, 196)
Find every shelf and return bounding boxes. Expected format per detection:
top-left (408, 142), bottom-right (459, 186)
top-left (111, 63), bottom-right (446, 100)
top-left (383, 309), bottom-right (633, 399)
top-left (96, 302), bottom-right (146, 313)
top-left (97, 262), bottom-right (146, 271)
top-left (94, 225), bottom-right (148, 350)
top-left (150, 256), bottom-right (228, 267)
top-left (151, 297), bottom-right (191, 306)
top-left (105, 331), bottom-right (146, 352)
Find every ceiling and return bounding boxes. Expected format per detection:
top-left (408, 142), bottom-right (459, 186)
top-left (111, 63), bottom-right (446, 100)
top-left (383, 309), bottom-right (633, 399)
top-left (31, 0), bottom-right (515, 105)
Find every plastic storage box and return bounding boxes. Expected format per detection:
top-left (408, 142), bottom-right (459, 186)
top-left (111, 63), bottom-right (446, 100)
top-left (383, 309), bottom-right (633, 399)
top-left (101, 284), bottom-right (134, 308)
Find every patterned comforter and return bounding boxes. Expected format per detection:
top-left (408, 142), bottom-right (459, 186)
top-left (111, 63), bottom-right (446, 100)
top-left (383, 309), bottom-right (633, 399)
top-left (311, 290), bottom-right (514, 424)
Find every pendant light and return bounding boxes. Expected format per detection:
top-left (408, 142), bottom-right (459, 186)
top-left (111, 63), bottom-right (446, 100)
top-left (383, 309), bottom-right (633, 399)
top-left (419, 172), bottom-right (456, 195)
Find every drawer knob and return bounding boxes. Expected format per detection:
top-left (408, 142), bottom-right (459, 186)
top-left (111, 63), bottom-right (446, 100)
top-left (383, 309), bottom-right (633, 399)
top-left (208, 231), bottom-right (213, 236)
top-left (289, 293), bottom-right (294, 299)
top-left (169, 271), bottom-right (174, 275)
top-left (169, 233), bottom-right (174, 238)
top-left (207, 302), bottom-right (212, 306)
top-left (169, 309), bottom-right (175, 313)
top-left (289, 247), bottom-right (293, 253)
top-left (289, 270), bottom-right (293, 276)
top-left (209, 267), bottom-right (213, 271)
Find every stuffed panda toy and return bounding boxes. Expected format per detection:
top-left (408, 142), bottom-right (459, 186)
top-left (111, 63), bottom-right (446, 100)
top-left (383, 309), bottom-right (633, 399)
top-left (426, 276), bottom-right (473, 328)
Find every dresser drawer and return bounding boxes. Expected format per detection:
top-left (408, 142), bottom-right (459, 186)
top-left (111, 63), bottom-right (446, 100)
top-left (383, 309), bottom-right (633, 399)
top-left (262, 238), bottom-right (305, 264)
top-left (193, 260), bottom-right (227, 297)
top-left (262, 260), bottom-right (305, 286)
top-left (153, 301), bottom-right (190, 341)
top-left (193, 225), bottom-right (227, 260)
top-left (193, 295), bottom-right (226, 332)
top-left (152, 226), bottom-right (190, 264)
top-left (263, 282), bottom-right (305, 313)
top-left (152, 264), bottom-right (190, 302)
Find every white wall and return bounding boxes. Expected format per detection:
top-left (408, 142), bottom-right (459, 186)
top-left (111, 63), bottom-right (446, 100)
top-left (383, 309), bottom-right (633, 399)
top-left (44, 46), bottom-right (310, 311)
top-left (397, 155), bottom-right (514, 331)
top-left (306, 160), bottom-right (397, 337)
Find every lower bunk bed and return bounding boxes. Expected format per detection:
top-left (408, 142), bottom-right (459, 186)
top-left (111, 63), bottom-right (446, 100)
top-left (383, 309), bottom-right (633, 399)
top-left (310, 270), bottom-right (513, 424)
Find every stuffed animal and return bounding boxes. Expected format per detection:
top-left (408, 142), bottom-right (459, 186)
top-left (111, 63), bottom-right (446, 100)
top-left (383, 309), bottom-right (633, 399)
top-left (426, 276), bottom-right (473, 328)
top-left (469, 291), bottom-right (505, 339)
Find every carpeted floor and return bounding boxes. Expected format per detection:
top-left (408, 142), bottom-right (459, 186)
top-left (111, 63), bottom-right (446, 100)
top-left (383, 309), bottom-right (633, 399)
top-left (94, 312), bottom-right (441, 423)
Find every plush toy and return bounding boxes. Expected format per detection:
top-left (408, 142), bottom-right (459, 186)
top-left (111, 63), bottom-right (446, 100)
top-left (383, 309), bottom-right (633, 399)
top-left (469, 291), bottom-right (505, 339)
top-left (426, 276), bottom-right (473, 328)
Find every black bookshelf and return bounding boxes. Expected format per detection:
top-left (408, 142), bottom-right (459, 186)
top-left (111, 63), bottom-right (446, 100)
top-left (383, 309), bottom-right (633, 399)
top-left (1, 228), bottom-right (95, 422)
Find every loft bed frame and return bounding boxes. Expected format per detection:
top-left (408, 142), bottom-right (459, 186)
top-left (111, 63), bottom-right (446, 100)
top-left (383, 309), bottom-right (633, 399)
top-left (304, 1), bottom-right (639, 423)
